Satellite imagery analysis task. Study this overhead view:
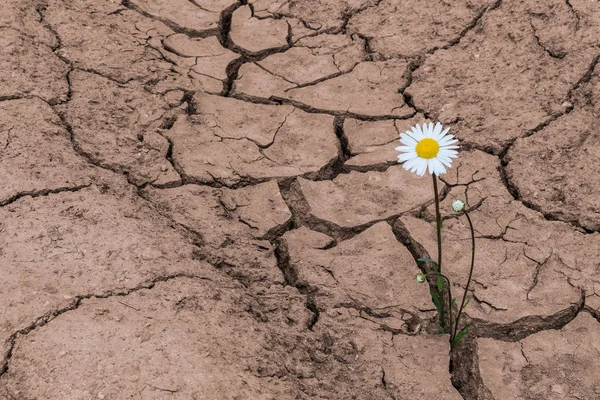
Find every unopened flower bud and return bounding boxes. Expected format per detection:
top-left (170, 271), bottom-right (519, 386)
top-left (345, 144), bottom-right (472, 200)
top-left (416, 273), bottom-right (427, 283)
top-left (452, 199), bottom-right (465, 212)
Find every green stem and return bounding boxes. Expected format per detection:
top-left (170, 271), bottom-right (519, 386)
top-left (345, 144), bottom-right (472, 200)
top-left (426, 272), bottom-right (453, 340)
top-left (432, 174), bottom-right (442, 273)
top-left (452, 210), bottom-right (476, 341)
top-left (432, 174), bottom-right (444, 327)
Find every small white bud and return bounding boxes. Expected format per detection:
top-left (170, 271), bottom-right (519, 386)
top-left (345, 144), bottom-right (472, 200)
top-left (452, 199), bottom-right (465, 212)
top-left (416, 273), bottom-right (427, 283)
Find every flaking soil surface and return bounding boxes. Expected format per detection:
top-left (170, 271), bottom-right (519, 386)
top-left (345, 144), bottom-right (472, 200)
top-left (1, 0), bottom-right (599, 399)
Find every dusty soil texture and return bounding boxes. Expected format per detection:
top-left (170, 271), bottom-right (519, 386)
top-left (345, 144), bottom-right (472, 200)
top-left (1, 0), bottom-right (599, 399)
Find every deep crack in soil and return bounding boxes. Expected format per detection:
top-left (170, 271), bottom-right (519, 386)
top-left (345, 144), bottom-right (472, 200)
top-left (2, 0), bottom-right (600, 398)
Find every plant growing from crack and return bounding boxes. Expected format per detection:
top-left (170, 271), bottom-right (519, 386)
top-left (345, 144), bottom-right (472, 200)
top-left (396, 122), bottom-right (476, 349)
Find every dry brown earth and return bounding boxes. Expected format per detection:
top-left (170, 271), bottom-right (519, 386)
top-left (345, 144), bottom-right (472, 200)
top-left (1, 0), bottom-right (599, 399)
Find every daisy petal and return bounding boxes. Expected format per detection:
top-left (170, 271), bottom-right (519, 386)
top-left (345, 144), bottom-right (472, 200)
top-left (398, 152), bottom-right (417, 162)
top-left (427, 159), bottom-right (435, 175)
top-left (438, 136), bottom-right (457, 145)
top-left (411, 158), bottom-right (425, 173)
top-left (439, 159), bottom-right (452, 168)
top-left (439, 140), bottom-right (458, 147)
top-left (438, 155), bottom-right (458, 162)
top-left (411, 126), bottom-right (424, 141)
top-left (414, 127), bottom-right (424, 135)
top-left (433, 122), bottom-right (443, 138)
top-left (416, 160), bottom-right (428, 176)
top-left (421, 123), bottom-right (430, 138)
top-left (432, 158), bottom-right (447, 175)
top-left (399, 133), bottom-right (418, 146)
top-left (439, 133), bottom-right (454, 140)
top-left (439, 151), bottom-right (455, 162)
top-left (437, 154), bottom-right (453, 165)
top-left (395, 145), bottom-right (414, 152)
top-left (439, 149), bottom-right (459, 157)
top-left (410, 159), bottom-right (421, 172)
top-left (402, 157), bottom-right (420, 171)
top-left (424, 123), bottom-right (431, 136)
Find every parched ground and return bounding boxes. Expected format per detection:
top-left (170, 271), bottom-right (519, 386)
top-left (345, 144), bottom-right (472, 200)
top-left (0, 0), bottom-right (599, 399)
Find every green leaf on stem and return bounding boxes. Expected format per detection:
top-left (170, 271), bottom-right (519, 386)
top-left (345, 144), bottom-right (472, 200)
top-left (462, 298), bottom-right (470, 309)
top-left (439, 220), bottom-right (444, 229)
top-left (436, 276), bottom-right (445, 292)
top-left (451, 326), bottom-right (470, 348)
top-left (417, 257), bottom-right (437, 265)
top-left (431, 291), bottom-right (445, 334)
top-left (437, 321), bottom-right (445, 334)
top-left (430, 291), bottom-right (442, 313)
top-left (451, 298), bottom-right (456, 309)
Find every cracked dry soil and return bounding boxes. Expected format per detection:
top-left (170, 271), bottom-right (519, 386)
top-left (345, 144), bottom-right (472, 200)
top-left (0, 0), bottom-right (599, 399)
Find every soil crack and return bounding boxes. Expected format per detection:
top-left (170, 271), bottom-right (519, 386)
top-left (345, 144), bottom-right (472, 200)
top-left (273, 236), bottom-right (320, 330)
top-left (0, 273), bottom-right (214, 378)
top-left (390, 216), bottom-right (586, 399)
top-left (278, 178), bottom-right (413, 242)
top-left (529, 19), bottom-right (566, 59)
top-left (436, 0), bottom-right (502, 54)
top-left (0, 184), bottom-right (92, 208)
top-left (120, 0), bottom-right (220, 38)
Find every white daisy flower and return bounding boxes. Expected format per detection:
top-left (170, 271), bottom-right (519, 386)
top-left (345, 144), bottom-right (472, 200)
top-left (395, 122), bottom-right (459, 176)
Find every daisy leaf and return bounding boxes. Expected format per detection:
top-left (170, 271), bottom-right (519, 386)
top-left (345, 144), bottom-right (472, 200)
top-left (451, 326), bottom-right (470, 348)
top-left (430, 291), bottom-right (442, 314)
top-left (462, 298), bottom-right (470, 309)
top-left (431, 291), bottom-right (445, 334)
top-left (437, 321), bottom-right (445, 334)
top-left (437, 276), bottom-right (445, 292)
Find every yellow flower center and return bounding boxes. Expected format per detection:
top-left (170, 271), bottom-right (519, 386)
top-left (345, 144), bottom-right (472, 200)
top-left (415, 138), bottom-right (440, 159)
